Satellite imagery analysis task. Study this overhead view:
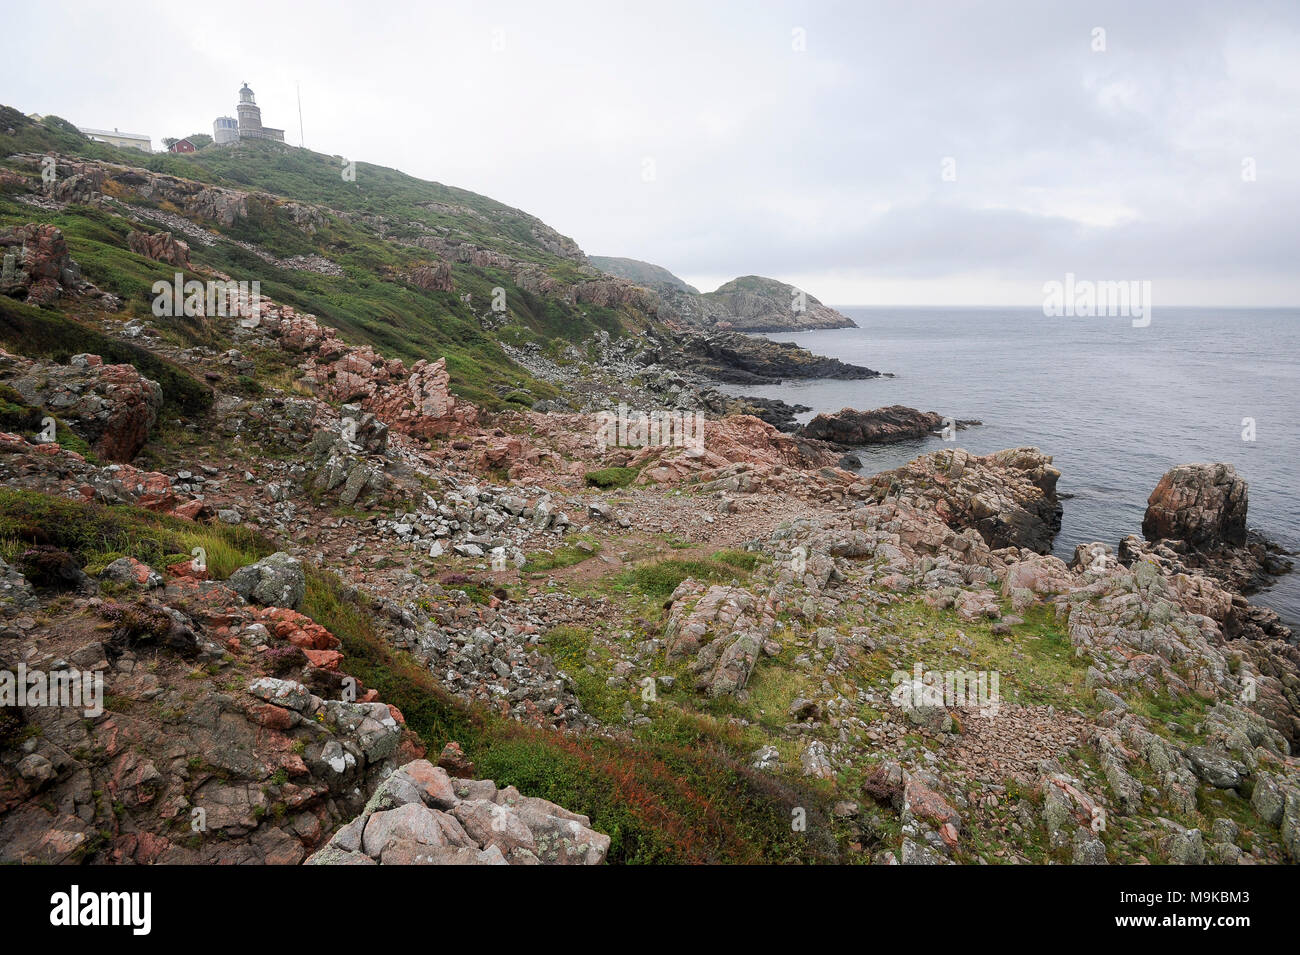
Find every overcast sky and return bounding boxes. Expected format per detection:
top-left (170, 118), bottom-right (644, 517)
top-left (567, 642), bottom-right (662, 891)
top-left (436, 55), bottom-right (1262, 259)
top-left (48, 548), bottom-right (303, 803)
top-left (5, 1), bottom-right (1298, 305)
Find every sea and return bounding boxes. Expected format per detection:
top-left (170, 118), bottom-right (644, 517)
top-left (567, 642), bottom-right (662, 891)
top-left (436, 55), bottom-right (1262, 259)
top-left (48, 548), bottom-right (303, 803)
top-left (720, 307), bottom-right (1300, 626)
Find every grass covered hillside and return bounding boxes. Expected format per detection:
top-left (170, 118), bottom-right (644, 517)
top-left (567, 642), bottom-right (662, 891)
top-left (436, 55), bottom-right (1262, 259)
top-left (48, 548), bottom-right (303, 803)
top-left (0, 107), bottom-right (660, 409)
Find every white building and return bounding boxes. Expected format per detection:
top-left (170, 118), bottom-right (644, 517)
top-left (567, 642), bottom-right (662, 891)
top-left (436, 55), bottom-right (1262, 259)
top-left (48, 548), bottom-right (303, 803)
top-left (212, 115), bottom-right (238, 145)
top-left (77, 126), bottom-right (152, 153)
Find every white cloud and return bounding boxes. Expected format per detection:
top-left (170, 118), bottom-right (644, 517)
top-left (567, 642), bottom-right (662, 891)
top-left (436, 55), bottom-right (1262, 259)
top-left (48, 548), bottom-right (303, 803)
top-left (4, 0), bottom-right (1297, 304)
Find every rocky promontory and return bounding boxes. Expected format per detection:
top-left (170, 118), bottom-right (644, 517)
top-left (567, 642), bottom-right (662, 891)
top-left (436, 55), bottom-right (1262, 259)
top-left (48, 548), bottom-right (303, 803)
top-left (673, 331), bottom-right (878, 384)
top-left (698, 275), bottom-right (857, 331)
top-left (589, 259), bottom-right (855, 331)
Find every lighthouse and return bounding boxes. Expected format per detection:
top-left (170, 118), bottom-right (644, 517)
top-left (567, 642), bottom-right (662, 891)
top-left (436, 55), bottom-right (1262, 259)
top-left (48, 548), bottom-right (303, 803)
top-left (236, 83), bottom-right (264, 137)
top-left (214, 83), bottom-right (286, 145)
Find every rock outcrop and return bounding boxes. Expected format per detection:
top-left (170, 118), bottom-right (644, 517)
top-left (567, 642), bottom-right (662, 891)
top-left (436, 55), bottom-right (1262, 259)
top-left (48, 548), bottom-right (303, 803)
top-left (1140, 463), bottom-right (1292, 596)
top-left (675, 332), bottom-right (877, 384)
top-left (408, 261), bottom-right (453, 293)
top-left (307, 758), bottom-right (610, 865)
top-left (127, 230), bottom-right (191, 268)
top-left (0, 223), bottom-right (83, 305)
top-left (0, 350), bottom-right (161, 462)
top-left (664, 579), bottom-right (777, 697)
top-left (869, 447), bottom-right (1062, 553)
top-left (0, 555), bottom-right (422, 864)
top-left (721, 395), bottom-right (812, 432)
top-left (235, 302), bottom-right (479, 439)
top-left (799, 405), bottom-right (978, 445)
top-left (369, 357), bottom-right (478, 439)
top-left (1144, 463), bottom-right (1248, 548)
top-left (760, 454), bottom-right (1300, 862)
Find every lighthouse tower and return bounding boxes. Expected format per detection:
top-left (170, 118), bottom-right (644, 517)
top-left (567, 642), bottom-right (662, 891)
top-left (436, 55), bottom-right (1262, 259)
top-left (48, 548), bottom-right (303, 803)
top-left (213, 83), bottom-right (286, 145)
top-left (236, 83), bottom-right (264, 137)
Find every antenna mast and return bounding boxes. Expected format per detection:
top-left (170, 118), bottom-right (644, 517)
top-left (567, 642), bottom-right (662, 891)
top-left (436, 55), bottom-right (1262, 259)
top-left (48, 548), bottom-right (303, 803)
top-left (297, 83), bottom-right (304, 148)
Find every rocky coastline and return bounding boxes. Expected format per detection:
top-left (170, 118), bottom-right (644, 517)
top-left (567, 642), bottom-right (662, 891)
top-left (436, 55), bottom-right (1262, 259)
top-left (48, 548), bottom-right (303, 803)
top-left (3, 279), bottom-right (1296, 863)
top-left (1, 131), bottom-right (1297, 867)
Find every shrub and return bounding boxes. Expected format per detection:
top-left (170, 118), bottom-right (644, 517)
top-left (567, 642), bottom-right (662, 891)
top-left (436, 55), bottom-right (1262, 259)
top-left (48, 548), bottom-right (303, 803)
top-left (264, 646), bottom-right (306, 676)
top-left (102, 600), bottom-right (172, 642)
top-left (14, 545), bottom-right (84, 589)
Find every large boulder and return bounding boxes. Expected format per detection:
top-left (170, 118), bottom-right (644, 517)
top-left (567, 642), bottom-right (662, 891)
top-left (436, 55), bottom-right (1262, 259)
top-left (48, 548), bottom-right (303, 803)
top-left (228, 553), bottom-right (306, 610)
top-left (1136, 465), bottom-right (1292, 598)
top-left (1143, 463), bottom-right (1248, 548)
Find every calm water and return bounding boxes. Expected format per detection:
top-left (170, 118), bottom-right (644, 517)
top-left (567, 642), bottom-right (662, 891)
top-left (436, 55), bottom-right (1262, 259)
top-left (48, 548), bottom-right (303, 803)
top-left (722, 307), bottom-right (1300, 625)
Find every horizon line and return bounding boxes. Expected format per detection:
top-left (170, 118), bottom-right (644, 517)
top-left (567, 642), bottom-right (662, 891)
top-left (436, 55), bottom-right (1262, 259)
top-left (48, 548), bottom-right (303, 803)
top-left (823, 303), bottom-right (1300, 310)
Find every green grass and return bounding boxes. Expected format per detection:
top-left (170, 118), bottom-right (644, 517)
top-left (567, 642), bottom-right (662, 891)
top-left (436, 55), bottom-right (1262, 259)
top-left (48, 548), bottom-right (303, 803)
top-left (837, 598), bottom-right (1093, 712)
top-left (536, 625), bottom-right (627, 723)
top-left (610, 550), bottom-right (759, 599)
top-left (1126, 690), bottom-right (1213, 738)
top-left (584, 467), bottom-right (639, 489)
top-left (0, 487), bottom-right (267, 578)
top-left (713, 548), bottom-right (760, 571)
top-left (522, 540), bottom-right (599, 573)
